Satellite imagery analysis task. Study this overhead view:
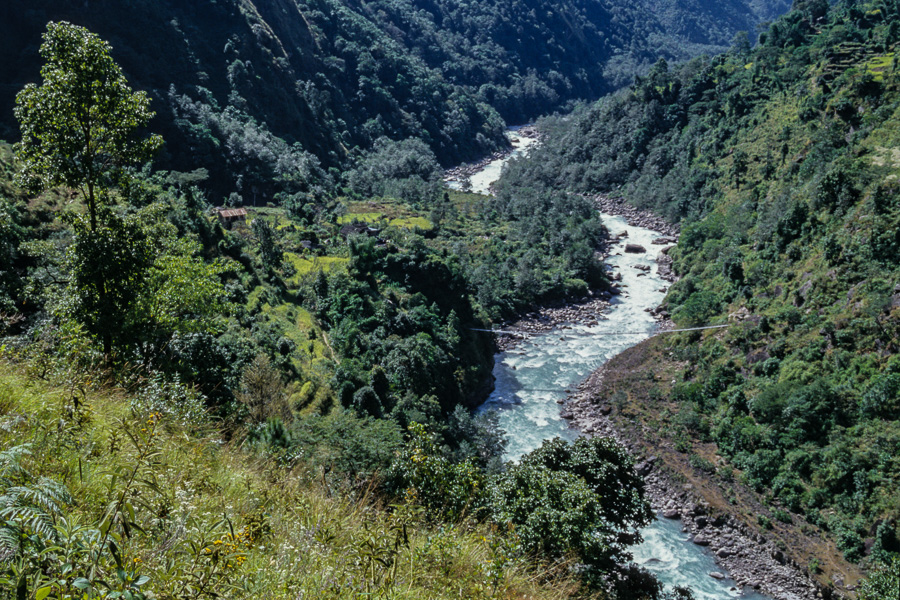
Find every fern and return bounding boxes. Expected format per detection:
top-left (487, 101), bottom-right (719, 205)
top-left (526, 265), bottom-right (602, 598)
top-left (0, 444), bottom-right (32, 483)
top-left (4, 478), bottom-right (73, 516)
top-left (0, 444), bottom-right (74, 556)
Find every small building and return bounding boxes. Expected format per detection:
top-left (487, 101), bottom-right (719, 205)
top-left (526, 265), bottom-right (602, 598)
top-left (214, 207), bottom-right (247, 228)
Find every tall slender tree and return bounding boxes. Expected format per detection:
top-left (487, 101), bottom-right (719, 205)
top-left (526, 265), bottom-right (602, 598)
top-left (14, 21), bottom-right (162, 231)
top-left (14, 21), bottom-right (162, 357)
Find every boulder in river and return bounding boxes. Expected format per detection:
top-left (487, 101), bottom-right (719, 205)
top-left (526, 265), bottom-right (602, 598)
top-left (624, 244), bottom-right (647, 253)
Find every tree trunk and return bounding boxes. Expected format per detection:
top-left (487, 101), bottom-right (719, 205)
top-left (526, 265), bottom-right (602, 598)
top-left (87, 180), bottom-right (111, 361)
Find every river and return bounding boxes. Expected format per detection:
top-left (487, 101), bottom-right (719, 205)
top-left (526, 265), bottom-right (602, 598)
top-left (466, 135), bottom-right (771, 599)
top-left (446, 126), bottom-right (538, 195)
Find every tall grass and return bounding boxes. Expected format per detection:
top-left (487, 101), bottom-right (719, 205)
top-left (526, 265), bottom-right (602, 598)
top-left (0, 361), bottom-right (585, 599)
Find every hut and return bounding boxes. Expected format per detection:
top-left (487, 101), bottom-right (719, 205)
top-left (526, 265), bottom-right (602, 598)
top-left (214, 207), bottom-right (248, 228)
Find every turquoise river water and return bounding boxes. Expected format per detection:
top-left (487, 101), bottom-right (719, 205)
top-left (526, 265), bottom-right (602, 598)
top-left (477, 214), bottom-right (770, 599)
top-left (464, 137), bottom-right (772, 598)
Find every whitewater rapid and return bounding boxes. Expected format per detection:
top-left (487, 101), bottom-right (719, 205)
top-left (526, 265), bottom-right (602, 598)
top-left (467, 136), bottom-right (770, 599)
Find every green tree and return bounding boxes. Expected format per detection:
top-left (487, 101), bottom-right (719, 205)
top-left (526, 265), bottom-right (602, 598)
top-left (0, 199), bottom-right (25, 314)
top-left (252, 217), bottom-right (283, 271)
top-left (857, 557), bottom-right (899, 600)
top-left (59, 206), bottom-right (228, 359)
top-left (488, 437), bottom-right (652, 585)
top-left (14, 21), bottom-right (162, 231)
top-left (62, 209), bottom-right (154, 355)
top-left (15, 22), bottom-right (163, 357)
top-left (386, 422), bottom-right (485, 521)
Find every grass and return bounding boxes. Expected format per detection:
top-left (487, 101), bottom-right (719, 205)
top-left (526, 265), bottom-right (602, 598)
top-left (283, 252), bottom-right (349, 286)
top-left (389, 216), bottom-right (431, 230)
top-left (259, 301), bottom-right (332, 370)
top-left (338, 211), bottom-right (385, 224)
top-left (0, 360), bottom-right (584, 600)
top-left (866, 53), bottom-right (894, 82)
top-left (340, 201), bottom-right (434, 230)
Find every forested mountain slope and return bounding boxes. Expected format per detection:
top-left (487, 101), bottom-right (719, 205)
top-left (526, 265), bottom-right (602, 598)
top-left (0, 24), bottom-right (655, 593)
top-left (0, 0), bottom-right (787, 200)
top-left (503, 0), bottom-right (900, 574)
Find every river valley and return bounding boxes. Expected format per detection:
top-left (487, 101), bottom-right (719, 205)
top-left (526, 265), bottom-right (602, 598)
top-left (466, 134), bottom-right (780, 599)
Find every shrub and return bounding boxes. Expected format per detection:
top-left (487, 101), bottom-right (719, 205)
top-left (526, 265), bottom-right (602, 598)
top-left (857, 557), bottom-right (900, 600)
top-left (487, 437), bottom-right (652, 585)
top-left (385, 423), bottom-right (484, 521)
top-left (772, 508), bottom-right (793, 524)
top-left (674, 290), bottom-right (722, 327)
top-left (689, 453), bottom-right (717, 474)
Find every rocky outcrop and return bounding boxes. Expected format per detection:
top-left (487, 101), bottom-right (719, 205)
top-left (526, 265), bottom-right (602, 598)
top-left (653, 236), bottom-right (678, 245)
top-left (493, 294), bottom-right (612, 352)
top-left (656, 247), bottom-right (677, 282)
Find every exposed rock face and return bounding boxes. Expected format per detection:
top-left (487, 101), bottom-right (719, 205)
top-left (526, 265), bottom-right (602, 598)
top-left (625, 243), bottom-right (647, 253)
top-left (656, 250), bottom-right (677, 282)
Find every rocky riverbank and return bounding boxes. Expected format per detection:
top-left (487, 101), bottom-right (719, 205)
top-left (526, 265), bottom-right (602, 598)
top-left (552, 201), bottom-right (826, 599)
top-left (444, 125), bottom-right (540, 189)
top-left (593, 195), bottom-right (680, 238)
top-left (493, 294), bottom-right (613, 352)
top-left (494, 201), bottom-right (676, 352)
top-left (443, 149), bottom-right (510, 186)
top-left (562, 370), bottom-right (832, 600)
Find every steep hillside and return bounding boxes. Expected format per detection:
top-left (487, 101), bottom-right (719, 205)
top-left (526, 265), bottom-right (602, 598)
top-left (0, 363), bottom-right (592, 600)
top-left (504, 0), bottom-right (900, 579)
top-left (0, 37), bottom-right (661, 593)
top-left (0, 0), bottom-right (787, 200)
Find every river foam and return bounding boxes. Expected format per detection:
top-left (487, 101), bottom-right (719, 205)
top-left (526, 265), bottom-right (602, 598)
top-left (477, 213), bottom-right (770, 600)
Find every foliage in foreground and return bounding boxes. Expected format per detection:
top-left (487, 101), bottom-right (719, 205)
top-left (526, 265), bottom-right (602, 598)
top-left (0, 364), bottom-right (592, 600)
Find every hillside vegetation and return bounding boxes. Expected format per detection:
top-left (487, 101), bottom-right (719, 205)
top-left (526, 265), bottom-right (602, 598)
top-left (0, 20), bottom-right (695, 598)
top-left (1, 0), bottom-right (787, 200)
top-left (0, 363), bottom-right (592, 599)
top-left (503, 0), bottom-right (900, 575)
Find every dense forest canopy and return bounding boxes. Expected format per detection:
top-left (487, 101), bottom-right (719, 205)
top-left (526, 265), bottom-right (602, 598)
top-left (1, 0), bottom-right (788, 200)
top-left (502, 0), bottom-right (900, 576)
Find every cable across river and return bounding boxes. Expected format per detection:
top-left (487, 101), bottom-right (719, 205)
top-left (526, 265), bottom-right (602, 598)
top-left (470, 323), bottom-right (731, 337)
